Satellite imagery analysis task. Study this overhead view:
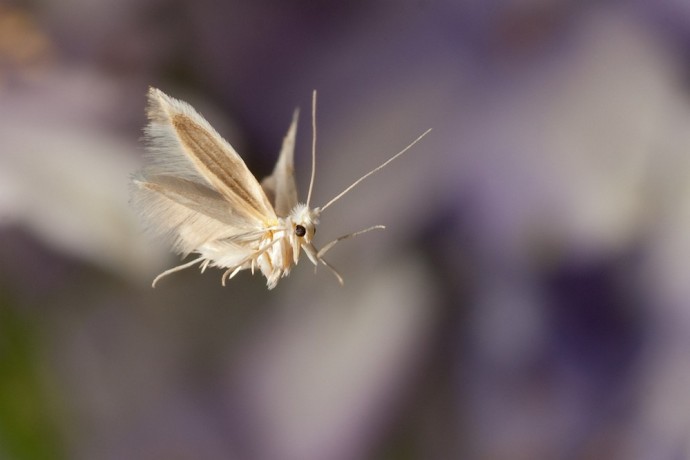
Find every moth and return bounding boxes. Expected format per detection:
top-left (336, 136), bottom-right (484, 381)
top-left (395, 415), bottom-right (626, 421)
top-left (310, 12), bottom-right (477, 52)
top-left (131, 88), bottom-right (430, 289)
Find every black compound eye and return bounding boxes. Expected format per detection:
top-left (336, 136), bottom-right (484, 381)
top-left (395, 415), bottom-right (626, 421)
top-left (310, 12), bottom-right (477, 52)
top-left (295, 225), bottom-right (306, 237)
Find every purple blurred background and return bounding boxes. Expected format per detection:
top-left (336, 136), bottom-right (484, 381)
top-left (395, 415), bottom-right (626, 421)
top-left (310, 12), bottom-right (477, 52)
top-left (2, 1), bottom-right (690, 459)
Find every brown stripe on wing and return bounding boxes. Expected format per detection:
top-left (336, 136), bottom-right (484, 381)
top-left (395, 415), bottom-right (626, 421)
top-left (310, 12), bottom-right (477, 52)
top-left (172, 114), bottom-right (277, 225)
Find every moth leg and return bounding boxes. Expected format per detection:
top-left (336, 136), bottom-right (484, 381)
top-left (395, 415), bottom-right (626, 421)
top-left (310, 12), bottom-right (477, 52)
top-left (299, 242), bottom-right (343, 284)
top-left (301, 242), bottom-right (319, 266)
top-left (200, 259), bottom-right (211, 273)
top-left (220, 238), bottom-right (283, 287)
top-left (318, 257), bottom-right (344, 286)
top-left (152, 256), bottom-right (205, 287)
top-left (317, 225), bottom-right (385, 259)
top-left (222, 265), bottom-right (244, 286)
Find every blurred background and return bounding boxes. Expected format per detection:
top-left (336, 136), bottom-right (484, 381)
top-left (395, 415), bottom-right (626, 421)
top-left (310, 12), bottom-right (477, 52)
top-left (2, 0), bottom-right (690, 459)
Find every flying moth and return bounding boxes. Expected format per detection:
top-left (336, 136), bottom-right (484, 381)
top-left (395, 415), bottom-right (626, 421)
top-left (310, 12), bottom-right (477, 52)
top-left (131, 88), bottom-right (430, 289)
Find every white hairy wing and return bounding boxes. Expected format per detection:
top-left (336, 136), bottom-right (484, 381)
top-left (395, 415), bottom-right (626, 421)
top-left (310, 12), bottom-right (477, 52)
top-left (131, 175), bottom-right (257, 256)
top-left (261, 110), bottom-right (299, 217)
top-left (144, 87), bottom-right (277, 226)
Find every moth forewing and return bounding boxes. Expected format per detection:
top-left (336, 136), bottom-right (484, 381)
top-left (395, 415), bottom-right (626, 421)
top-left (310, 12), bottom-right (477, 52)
top-left (146, 88), bottom-right (277, 226)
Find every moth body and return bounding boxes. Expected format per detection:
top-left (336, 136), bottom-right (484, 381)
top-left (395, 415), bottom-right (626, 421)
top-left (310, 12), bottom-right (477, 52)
top-left (131, 88), bottom-right (429, 289)
top-left (192, 204), bottom-right (321, 289)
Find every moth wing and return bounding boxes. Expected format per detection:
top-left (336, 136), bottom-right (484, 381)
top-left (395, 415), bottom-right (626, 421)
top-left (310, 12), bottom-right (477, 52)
top-left (261, 109), bottom-right (299, 217)
top-left (131, 175), bottom-right (260, 256)
top-left (145, 87), bottom-right (277, 226)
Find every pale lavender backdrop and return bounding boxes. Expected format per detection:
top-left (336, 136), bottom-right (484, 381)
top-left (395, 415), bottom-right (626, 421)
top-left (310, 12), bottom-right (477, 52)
top-left (1, 1), bottom-right (690, 459)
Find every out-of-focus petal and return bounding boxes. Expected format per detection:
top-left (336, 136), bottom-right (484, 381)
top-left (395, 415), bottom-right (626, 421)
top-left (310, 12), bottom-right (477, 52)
top-left (0, 70), bottom-right (166, 280)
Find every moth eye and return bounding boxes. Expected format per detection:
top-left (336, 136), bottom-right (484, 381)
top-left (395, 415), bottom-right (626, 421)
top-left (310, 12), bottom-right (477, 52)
top-left (295, 225), bottom-right (306, 237)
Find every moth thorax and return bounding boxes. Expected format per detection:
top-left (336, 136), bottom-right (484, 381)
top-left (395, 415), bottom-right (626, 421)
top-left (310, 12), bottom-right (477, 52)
top-left (289, 203), bottom-right (319, 243)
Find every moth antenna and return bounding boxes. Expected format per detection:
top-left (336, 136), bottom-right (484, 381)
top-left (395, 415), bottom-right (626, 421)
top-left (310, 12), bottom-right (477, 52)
top-left (320, 128), bottom-right (432, 212)
top-left (152, 256), bottom-right (205, 287)
top-left (306, 90), bottom-right (318, 207)
top-left (317, 225), bottom-right (386, 259)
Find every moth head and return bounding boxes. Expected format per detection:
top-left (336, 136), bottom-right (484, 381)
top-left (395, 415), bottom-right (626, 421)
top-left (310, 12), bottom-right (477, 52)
top-left (290, 203), bottom-right (319, 243)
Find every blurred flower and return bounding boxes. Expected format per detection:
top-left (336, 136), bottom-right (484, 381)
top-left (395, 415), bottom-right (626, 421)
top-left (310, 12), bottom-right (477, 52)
top-left (0, 70), bottom-right (165, 282)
